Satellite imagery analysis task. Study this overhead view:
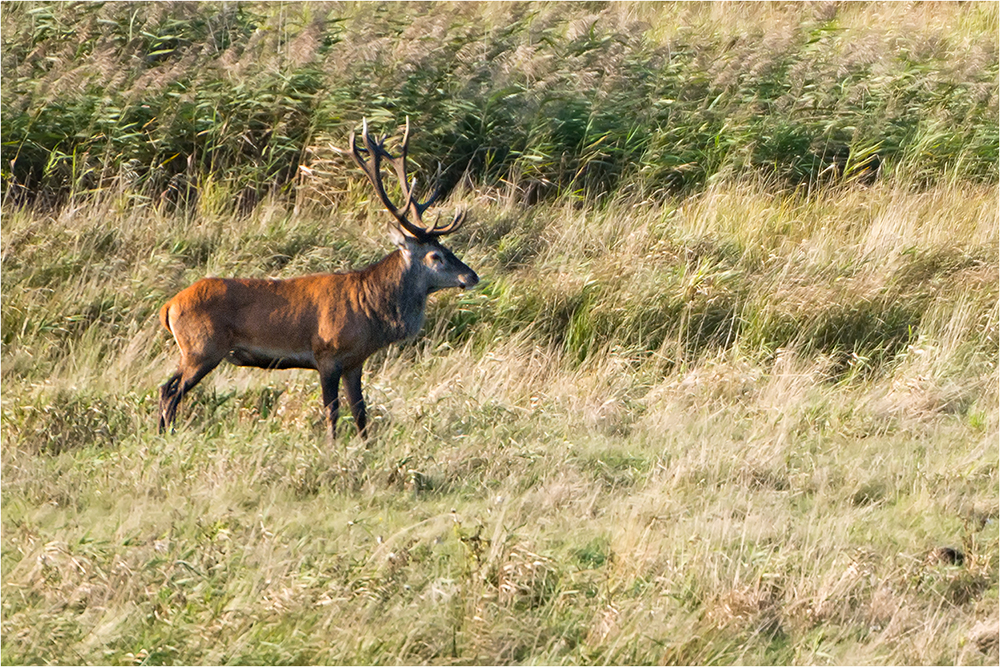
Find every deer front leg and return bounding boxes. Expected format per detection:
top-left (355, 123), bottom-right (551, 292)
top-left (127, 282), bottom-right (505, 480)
top-left (318, 361), bottom-right (343, 439)
top-left (343, 364), bottom-right (367, 438)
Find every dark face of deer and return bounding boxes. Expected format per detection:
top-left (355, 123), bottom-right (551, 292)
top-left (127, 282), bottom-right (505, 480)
top-left (389, 225), bottom-right (479, 294)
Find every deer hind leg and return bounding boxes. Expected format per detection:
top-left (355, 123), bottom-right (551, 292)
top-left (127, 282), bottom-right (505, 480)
top-left (158, 372), bottom-right (183, 433)
top-left (158, 355), bottom-right (223, 433)
top-left (343, 365), bottom-right (367, 438)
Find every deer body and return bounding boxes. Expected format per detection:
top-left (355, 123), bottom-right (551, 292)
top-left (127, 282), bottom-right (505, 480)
top-left (163, 252), bottom-right (432, 371)
top-left (158, 119), bottom-right (479, 437)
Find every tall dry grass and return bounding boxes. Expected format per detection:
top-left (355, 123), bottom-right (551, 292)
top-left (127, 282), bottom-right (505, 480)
top-left (3, 1), bottom-right (997, 204)
top-left (2, 178), bottom-right (996, 664)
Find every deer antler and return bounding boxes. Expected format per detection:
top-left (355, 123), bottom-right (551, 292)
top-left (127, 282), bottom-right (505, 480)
top-left (349, 117), bottom-right (465, 241)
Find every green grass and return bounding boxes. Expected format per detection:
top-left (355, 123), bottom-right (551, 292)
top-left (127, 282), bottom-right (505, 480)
top-left (2, 2), bottom-right (997, 203)
top-left (2, 2), bottom-right (998, 665)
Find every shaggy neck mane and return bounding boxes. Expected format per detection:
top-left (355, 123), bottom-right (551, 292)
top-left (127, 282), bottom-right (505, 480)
top-left (356, 250), bottom-right (428, 341)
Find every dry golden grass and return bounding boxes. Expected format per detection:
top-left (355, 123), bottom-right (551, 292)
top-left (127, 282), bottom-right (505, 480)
top-left (2, 177), bottom-right (996, 664)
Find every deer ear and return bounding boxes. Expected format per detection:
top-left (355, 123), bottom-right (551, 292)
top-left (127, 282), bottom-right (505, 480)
top-left (387, 222), bottom-right (420, 252)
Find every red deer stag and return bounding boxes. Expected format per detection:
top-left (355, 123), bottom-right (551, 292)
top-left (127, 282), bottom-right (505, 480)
top-left (158, 118), bottom-right (479, 438)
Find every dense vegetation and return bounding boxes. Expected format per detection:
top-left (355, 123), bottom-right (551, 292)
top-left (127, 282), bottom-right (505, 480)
top-left (2, 2), bottom-right (998, 665)
top-left (3, 1), bottom-right (997, 205)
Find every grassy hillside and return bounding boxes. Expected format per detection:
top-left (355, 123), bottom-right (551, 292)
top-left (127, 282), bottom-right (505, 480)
top-left (2, 2), bottom-right (998, 665)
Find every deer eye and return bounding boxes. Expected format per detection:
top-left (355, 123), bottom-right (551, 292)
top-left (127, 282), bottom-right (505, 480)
top-left (428, 252), bottom-right (444, 266)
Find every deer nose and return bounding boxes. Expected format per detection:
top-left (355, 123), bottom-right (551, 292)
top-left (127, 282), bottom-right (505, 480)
top-left (459, 272), bottom-right (480, 289)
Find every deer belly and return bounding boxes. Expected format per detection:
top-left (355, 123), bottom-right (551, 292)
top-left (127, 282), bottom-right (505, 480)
top-left (226, 346), bottom-right (317, 370)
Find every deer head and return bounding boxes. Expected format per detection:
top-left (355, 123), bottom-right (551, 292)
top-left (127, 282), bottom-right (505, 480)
top-left (349, 117), bottom-right (478, 293)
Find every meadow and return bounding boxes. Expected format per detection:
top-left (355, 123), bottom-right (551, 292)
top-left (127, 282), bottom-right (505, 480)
top-left (2, 2), bottom-right (998, 665)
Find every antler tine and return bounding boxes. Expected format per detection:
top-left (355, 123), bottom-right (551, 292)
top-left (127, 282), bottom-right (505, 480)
top-left (350, 117), bottom-right (466, 241)
top-left (382, 118), bottom-right (447, 222)
top-left (412, 162), bottom-right (446, 217)
top-left (427, 208), bottom-right (467, 237)
top-left (349, 119), bottom-right (393, 214)
top-left (385, 117), bottom-right (422, 218)
top-left (365, 118), bottom-right (426, 236)
top-left (350, 118), bottom-right (419, 235)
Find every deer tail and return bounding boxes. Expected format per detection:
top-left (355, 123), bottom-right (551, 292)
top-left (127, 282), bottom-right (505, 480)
top-left (159, 300), bottom-right (173, 333)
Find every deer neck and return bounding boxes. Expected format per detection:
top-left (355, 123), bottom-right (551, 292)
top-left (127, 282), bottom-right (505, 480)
top-left (359, 250), bottom-right (429, 342)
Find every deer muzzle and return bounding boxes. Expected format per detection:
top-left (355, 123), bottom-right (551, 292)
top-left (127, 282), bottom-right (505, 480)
top-left (458, 271), bottom-right (480, 289)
